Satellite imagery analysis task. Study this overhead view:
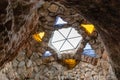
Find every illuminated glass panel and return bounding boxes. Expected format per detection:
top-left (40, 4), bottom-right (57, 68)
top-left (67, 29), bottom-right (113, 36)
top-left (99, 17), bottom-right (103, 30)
top-left (43, 51), bottom-right (52, 57)
top-left (50, 27), bottom-right (82, 53)
top-left (63, 59), bottom-right (77, 69)
top-left (33, 32), bottom-right (45, 42)
top-left (54, 16), bottom-right (67, 27)
top-left (81, 24), bottom-right (95, 34)
top-left (82, 43), bottom-right (97, 58)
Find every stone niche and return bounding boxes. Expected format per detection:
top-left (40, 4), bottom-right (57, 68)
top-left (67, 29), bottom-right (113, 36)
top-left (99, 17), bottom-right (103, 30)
top-left (0, 1), bottom-right (117, 80)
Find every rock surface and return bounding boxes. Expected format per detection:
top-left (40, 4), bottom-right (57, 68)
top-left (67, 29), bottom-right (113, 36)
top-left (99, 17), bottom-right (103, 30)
top-left (0, 0), bottom-right (119, 80)
top-left (0, 0), bottom-right (43, 67)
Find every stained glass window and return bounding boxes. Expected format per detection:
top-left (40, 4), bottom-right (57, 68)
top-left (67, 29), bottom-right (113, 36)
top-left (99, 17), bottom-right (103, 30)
top-left (33, 32), bottom-right (45, 42)
top-left (54, 16), bottom-right (67, 27)
top-left (82, 43), bottom-right (98, 58)
top-left (49, 27), bottom-right (82, 53)
top-left (81, 24), bottom-right (95, 34)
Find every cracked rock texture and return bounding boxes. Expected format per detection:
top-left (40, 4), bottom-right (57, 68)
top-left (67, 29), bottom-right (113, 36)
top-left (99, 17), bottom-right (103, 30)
top-left (0, 49), bottom-right (117, 80)
top-left (61, 0), bottom-right (120, 79)
top-left (0, 0), bottom-right (43, 67)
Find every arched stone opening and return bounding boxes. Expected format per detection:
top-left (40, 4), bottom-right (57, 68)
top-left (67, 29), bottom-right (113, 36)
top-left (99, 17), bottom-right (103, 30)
top-left (0, 0), bottom-right (119, 80)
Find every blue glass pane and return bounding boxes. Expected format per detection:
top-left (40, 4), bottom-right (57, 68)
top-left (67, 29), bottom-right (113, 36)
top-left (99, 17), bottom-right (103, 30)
top-left (54, 16), bottom-right (67, 27)
top-left (82, 49), bottom-right (97, 57)
top-left (43, 51), bottom-right (52, 57)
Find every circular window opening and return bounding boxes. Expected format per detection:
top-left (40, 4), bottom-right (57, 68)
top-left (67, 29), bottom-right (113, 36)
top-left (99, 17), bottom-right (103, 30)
top-left (48, 27), bottom-right (83, 55)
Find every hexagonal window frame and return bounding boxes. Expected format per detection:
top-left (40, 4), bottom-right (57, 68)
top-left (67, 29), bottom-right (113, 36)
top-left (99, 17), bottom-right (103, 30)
top-left (48, 27), bottom-right (83, 55)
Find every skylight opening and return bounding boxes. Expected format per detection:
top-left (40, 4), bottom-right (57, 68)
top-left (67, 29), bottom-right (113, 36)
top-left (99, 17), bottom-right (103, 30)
top-left (49, 27), bottom-right (83, 55)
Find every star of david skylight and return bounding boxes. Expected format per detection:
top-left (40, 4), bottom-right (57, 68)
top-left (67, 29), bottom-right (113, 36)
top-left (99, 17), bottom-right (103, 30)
top-left (49, 27), bottom-right (82, 54)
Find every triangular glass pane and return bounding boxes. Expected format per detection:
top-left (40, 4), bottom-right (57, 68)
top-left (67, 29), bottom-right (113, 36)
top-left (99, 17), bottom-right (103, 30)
top-left (84, 43), bottom-right (92, 50)
top-left (81, 24), bottom-right (95, 34)
top-left (58, 27), bottom-right (72, 38)
top-left (33, 32), bottom-right (45, 42)
top-left (68, 37), bottom-right (82, 48)
top-left (68, 28), bottom-right (81, 38)
top-left (38, 32), bottom-right (45, 39)
top-left (60, 41), bottom-right (74, 52)
top-left (52, 40), bottom-right (65, 51)
top-left (51, 31), bottom-right (65, 42)
top-left (83, 43), bottom-right (97, 58)
top-left (54, 16), bottom-right (67, 26)
top-left (43, 51), bottom-right (52, 57)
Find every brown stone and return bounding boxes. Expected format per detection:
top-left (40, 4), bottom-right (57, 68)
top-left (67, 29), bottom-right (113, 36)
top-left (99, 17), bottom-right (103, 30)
top-left (17, 55), bottom-right (25, 62)
top-left (48, 4), bottom-right (59, 13)
top-left (91, 58), bottom-right (98, 66)
top-left (18, 61), bottom-right (25, 67)
top-left (0, 1), bottom-right (118, 80)
top-left (35, 59), bottom-right (42, 66)
top-left (26, 60), bottom-right (32, 68)
top-left (102, 50), bottom-right (108, 61)
top-left (12, 59), bottom-right (19, 67)
top-left (46, 16), bottom-right (54, 22)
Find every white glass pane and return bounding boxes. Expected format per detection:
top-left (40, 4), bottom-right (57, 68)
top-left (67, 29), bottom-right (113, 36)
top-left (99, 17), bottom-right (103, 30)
top-left (52, 40), bottom-right (65, 51)
top-left (84, 43), bottom-right (92, 50)
top-left (51, 31), bottom-right (65, 42)
top-left (50, 27), bottom-right (83, 53)
top-left (55, 17), bottom-right (67, 25)
top-left (68, 28), bottom-right (81, 38)
top-left (60, 41), bottom-right (74, 51)
top-left (68, 37), bottom-right (82, 48)
top-left (59, 27), bottom-right (72, 38)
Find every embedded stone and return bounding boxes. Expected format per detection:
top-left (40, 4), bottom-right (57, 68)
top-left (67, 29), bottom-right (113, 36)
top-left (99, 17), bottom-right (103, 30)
top-left (17, 66), bottom-right (26, 75)
top-left (46, 16), bottom-right (54, 22)
top-left (12, 60), bottom-right (19, 67)
top-left (35, 73), bottom-right (40, 80)
top-left (17, 52), bottom-right (25, 61)
top-left (18, 61), bottom-right (25, 67)
top-left (34, 66), bottom-right (39, 73)
top-left (35, 59), bottom-right (42, 66)
top-left (48, 4), bottom-right (59, 13)
top-left (102, 50), bottom-right (108, 60)
top-left (26, 60), bottom-right (32, 68)
top-left (26, 67), bottom-right (34, 78)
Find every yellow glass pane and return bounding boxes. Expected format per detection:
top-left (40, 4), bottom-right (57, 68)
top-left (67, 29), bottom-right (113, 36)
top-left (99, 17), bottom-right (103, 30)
top-left (63, 59), bottom-right (77, 69)
top-left (81, 24), bottom-right (95, 34)
top-left (33, 32), bottom-right (45, 42)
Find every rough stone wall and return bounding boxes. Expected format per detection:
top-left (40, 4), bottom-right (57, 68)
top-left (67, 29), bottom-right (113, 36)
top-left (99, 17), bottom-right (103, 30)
top-left (0, 0), bottom-right (119, 80)
top-left (60, 0), bottom-right (120, 79)
top-left (0, 2), bottom-right (117, 80)
top-left (0, 49), bottom-right (116, 80)
top-left (0, 0), bottom-right (44, 67)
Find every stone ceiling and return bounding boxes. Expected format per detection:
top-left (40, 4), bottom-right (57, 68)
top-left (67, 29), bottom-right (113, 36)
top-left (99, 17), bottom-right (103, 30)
top-left (0, 0), bottom-right (120, 80)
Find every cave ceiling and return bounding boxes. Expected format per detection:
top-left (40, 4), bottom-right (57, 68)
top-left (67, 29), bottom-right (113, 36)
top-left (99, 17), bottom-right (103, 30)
top-left (0, 0), bottom-right (120, 79)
